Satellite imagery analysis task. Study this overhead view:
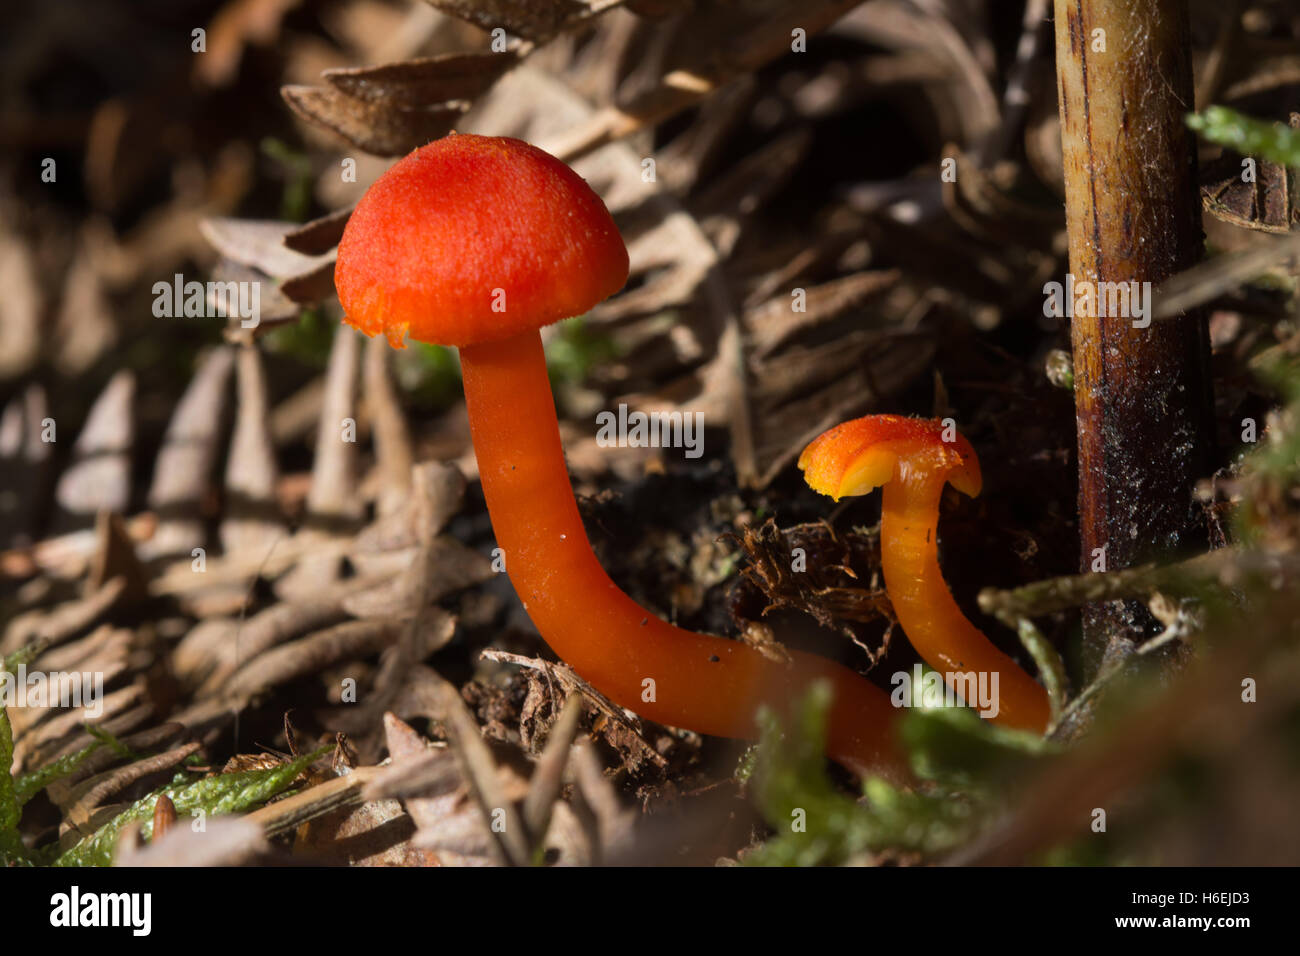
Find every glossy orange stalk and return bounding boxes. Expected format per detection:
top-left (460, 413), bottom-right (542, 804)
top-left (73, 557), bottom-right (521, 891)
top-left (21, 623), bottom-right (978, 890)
top-left (800, 415), bottom-right (1050, 732)
top-left (462, 333), bottom-right (904, 777)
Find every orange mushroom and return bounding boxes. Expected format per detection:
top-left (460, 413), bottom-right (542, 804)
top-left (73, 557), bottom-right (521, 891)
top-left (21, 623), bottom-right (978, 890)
top-left (334, 134), bottom-right (906, 778)
top-left (799, 415), bottom-right (1050, 733)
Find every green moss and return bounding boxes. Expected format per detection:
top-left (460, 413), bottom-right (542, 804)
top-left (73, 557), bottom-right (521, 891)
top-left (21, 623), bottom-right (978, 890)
top-left (743, 683), bottom-right (1053, 865)
top-left (1187, 106), bottom-right (1300, 168)
top-left (14, 728), bottom-right (133, 809)
top-left (53, 744), bottom-right (331, 867)
top-left (546, 316), bottom-right (618, 387)
top-left (265, 307), bottom-right (335, 366)
top-left (393, 341), bottom-right (462, 408)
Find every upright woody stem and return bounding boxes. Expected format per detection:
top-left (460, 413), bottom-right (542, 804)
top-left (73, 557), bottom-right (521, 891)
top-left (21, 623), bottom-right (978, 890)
top-left (1052, 0), bottom-right (1214, 673)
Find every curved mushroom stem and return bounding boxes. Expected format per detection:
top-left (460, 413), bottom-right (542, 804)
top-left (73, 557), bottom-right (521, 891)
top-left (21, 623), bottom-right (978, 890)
top-left (880, 472), bottom-right (1050, 732)
top-left (459, 330), bottom-right (907, 779)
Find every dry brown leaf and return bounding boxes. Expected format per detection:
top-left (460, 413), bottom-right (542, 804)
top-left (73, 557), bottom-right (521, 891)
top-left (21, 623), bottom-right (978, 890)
top-left (306, 326), bottom-right (362, 522)
top-left (421, 0), bottom-right (619, 42)
top-left (279, 259), bottom-right (338, 305)
top-left (297, 796), bottom-right (435, 866)
top-left (223, 619), bottom-right (403, 702)
top-left (521, 693), bottom-right (584, 840)
top-left (436, 681), bottom-right (531, 865)
top-left (53, 244), bottom-right (116, 376)
top-left (181, 590), bottom-right (358, 692)
top-left (747, 270), bottom-right (901, 357)
top-left (86, 511), bottom-right (149, 601)
top-left (283, 207), bottom-right (353, 255)
top-left (116, 817), bottom-right (272, 867)
top-left (569, 740), bottom-right (636, 861)
top-left (369, 712), bottom-right (514, 866)
top-left (362, 336), bottom-right (413, 517)
top-left (2, 576), bottom-right (129, 655)
top-left (53, 372), bottom-right (134, 530)
top-left (208, 260), bottom-right (302, 335)
top-left (342, 539), bottom-right (491, 619)
top-left (0, 228), bottom-right (45, 379)
top-left (221, 345), bottom-right (284, 555)
top-left (282, 84), bottom-right (465, 157)
top-left (481, 649), bottom-right (667, 770)
top-left (323, 51), bottom-right (519, 108)
top-left (199, 217), bottom-right (334, 279)
top-left (143, 348), bottom-right (235, 561)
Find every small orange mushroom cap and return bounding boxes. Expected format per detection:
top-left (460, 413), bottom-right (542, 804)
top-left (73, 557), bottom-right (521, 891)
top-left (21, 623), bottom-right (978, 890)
top-left (334, 134), bottom-right (629, 348)
top-left (798, 414), bottom-right (982, 500)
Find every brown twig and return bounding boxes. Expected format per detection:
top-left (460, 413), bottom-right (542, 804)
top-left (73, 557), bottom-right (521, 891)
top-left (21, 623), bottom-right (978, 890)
top-left (1052, 0), bottom-right (1215, 667)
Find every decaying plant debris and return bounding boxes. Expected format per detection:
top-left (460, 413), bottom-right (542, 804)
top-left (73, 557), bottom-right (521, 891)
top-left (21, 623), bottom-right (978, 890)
top-left (2, 0), bottom-right (1300, 867)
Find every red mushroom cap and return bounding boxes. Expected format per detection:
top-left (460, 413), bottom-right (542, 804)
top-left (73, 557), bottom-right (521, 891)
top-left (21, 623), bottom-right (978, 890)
top-left (335, 134), bottom-right (630, 348)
